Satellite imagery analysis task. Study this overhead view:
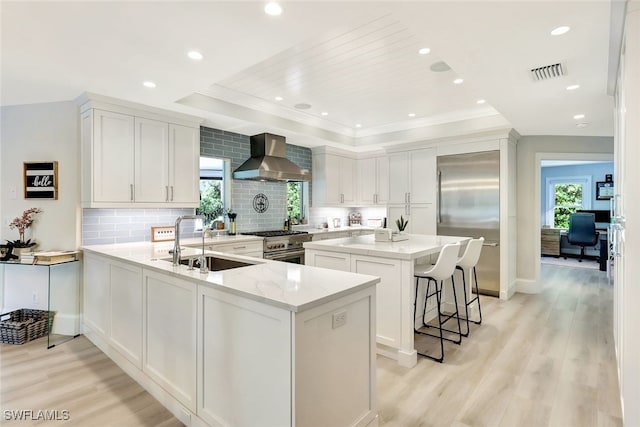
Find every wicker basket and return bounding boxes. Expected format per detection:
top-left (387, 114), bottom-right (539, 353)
top-left (0, 309), bottom-right (53, 345)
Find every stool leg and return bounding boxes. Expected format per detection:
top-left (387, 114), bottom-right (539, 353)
top-left (456, 266), bottom-right (470, 337)
top-left (472, 266), bottom-right (483, 325)
top-left (422, 278), bottom-right (433, 329)
top-left (449, 274), bottom-right (462, 344)
top-left (413, 277), bottom-right (421, 333)
top-left (433, 279), bottom-right (445, 362)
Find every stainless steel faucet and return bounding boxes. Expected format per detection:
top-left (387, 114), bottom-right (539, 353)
top-left (172, 215), bottom-right (207, 273)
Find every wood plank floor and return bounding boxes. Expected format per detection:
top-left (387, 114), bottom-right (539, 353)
top-left (0, 263), bottom-right (621, 426)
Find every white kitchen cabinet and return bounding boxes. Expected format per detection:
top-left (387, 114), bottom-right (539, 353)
top-left (83, 253), bottom-right (110, 337)
top-left (109, 261), bottom-right (143, 368)
top-left (388, 204), bottom-right (436, 235)
top-left (312, 149), bottom-right (356, 206)
top-left (304, 249), bottom-right (351, 271)
top-left (388, 148), bottom-right (436, 204)
top-left (79, 94), bottom-right (201, 208)
top-left (143, 269), bottom-right (197, 412)
top-left (357, 156), bottom-right (389, 205)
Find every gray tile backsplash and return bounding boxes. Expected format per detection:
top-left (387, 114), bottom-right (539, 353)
top-left (82, 127), bottom-right (313, 245)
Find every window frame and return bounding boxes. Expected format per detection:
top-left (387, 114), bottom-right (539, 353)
top-left (545, 175), bottom-right (592, 228)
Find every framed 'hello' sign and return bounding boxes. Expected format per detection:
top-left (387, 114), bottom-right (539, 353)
top-left (23, 161), bottom-right (58, 199)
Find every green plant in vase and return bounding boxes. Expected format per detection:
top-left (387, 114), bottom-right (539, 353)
top-left (395, 215), bottom-right (408, 233)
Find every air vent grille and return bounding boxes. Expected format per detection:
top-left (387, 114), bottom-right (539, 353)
top-left (530, 63), bottom-right (565, 81)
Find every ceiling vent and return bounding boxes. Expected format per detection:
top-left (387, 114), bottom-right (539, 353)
top-left (530, 63), bottom-right (565, 81)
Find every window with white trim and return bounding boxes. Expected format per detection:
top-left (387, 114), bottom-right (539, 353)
top-left (546, 176), bottom-right (592, 228)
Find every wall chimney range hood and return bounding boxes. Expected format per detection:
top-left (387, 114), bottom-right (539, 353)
top-left (233, 133), bottom-right (311, 182)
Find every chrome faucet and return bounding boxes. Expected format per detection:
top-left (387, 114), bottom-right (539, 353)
top-left (172, 214), bottom-right (207, 273)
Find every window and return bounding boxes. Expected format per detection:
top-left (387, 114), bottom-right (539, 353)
top-left (287, 182), bottom-right (302, 221)
top-left (546, 176), bottom-right (592, 228)
top-left (197, 157), bottom-right (230, 227)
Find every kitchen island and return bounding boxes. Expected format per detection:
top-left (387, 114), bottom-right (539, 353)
top-left (304, 233), bottom-right (470, 368)
top-left (82, 241), bottom-right (379, 427)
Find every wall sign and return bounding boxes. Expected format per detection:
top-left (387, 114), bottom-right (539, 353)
top-left (24, 161), bottom-right (58, 199)
top-left (253, 193), bottom-right (269, 213)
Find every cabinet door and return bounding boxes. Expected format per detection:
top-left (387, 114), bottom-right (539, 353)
top-left (408, 204), bottom-right (436, 235)
top-left (323, 154), bottom-right (342, 205)
top-left (169, 124), bottom-right (200, 205)
top-left (109, 262), bottom-right (143, 368)
top-left (410, 149), bottom-right (436, 204)
top-left (376, 156), bottom-right (390, 204)
top-left (134, 117), bottom-right (169, 202)
top-left (388, 153), bottom-right (409, 204)
top-left (143, 270), bottom-right (197, 412)
top-left (357, 158), bottom-right (376, 205)
top-left (340, 156), bottom-right (356, 204)
top-left (83, 254), bottom-right (110, 337)
top-left (93, 110), bottom-right (134, 202)
top-left (305, 250), bottom-right (351, 272)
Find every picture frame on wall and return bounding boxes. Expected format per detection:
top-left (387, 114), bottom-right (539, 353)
top-left (23, 161), bottom-right (58, 199)
top-left (596, 180), bottom-right (614, 200)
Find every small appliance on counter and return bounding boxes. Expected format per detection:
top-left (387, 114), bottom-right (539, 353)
top-left (367, 218), bottom-right (383, 228)
top-left (327, 217), bottom-right (342, 229)
top-left (349, 211), bottom-right (362, 226)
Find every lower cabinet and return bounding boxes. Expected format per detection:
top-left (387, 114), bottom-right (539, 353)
top-left (83, 253), bottom-right (377, 427)
top-left (143, 270), bottom-right (197, 413)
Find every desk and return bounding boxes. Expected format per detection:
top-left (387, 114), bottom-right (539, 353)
top-left (304, 233), bottom-right (470, 368)
top-left (1, 260), bottom-right (80, 348)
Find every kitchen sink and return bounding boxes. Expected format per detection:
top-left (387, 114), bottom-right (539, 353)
top-left (164, 255), bottom-right (255, 271)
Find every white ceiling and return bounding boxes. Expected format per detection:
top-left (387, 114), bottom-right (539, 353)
top-left (0, 1), bottom-right (616, 151)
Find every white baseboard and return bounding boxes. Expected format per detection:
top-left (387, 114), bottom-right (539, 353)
top-left (515, 278), bottom-right (540, 294)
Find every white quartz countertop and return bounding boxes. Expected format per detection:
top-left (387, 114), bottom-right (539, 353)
top-left (180, 234), bottom-right (264, 246)
top-left (83, 241), bottom-right (379, 313)
top-left (304, 234), bottom-right (471, 260)
top-left (293, 226), bottom-right (378, 235)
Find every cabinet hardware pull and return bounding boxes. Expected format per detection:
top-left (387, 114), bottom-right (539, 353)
top-left (233, 246), bottom-right (246, 250)
top-left (130, 184), bottom-right (134, 201)
top-left (437, 171), bottom-right (442, 224)
top-left (171, 186), bottom-right (174, 201)
top-left (165, 186), bottom-right (169, 202)
top-left (407, 193), bottom-right (410, 204)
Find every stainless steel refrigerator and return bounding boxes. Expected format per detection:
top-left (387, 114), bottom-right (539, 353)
top-left (437, 151), bottom-right (500, 296)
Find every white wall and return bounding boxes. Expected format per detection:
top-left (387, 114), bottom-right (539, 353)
top-left (0, 102), bottom-right (81, 250)
top-left (515, 136), bottom-right (613, 290)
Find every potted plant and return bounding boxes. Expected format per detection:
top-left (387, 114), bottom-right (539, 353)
top-left (7, 208), bottom-right (42, 255)
top-left (395, 215), bottom-right (409, 233)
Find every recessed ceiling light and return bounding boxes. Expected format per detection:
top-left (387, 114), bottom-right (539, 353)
top-left (294, 103), bottom-right (311, 110)
top-left (274, 96), bottom-right (284, 101)
top-left (264, 2), bottom-right (282, 16)
top-left (566, 84), bottom-right (580, 90)
top-left (321, 112), bottom-right (328, 116)
top-left (408, 113), bottom-right (416, 118)
top-left (573, 114), bottom-right (585, 119)
top-left (453, 78), bottom-right (464, 84)
top-left (418, 48), bottom-right (431, 55)
top-left (143, 81), bottom-right (156, 88)
top-left (551, 26), bottom-right (570, 36)
top-left (477, 99), bottom-right (486, 104)
top-left (576, 123), bottom-right (589, 128)
top-left (187, 51), bottom-right (203, 61)
top-left (355, 124), bottom-right (362, 128)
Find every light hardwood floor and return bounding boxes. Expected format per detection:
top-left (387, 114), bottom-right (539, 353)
top-left (1, 263), bottom-right (621, 426)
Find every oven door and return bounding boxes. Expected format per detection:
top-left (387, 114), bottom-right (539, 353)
top-left (263, 248), bottom-right (305, 264)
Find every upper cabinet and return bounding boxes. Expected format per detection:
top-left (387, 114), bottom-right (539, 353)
top-left (312, 148), bottom-right (356, 206)
top-left (79, 94), bottom-right (202, 208)
top-left (357, 156), bottom-right (389, 206)
top-left (388, 148), bottom-right (436, 205)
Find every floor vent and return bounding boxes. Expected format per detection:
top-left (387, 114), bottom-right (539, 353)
top-left (530, 63), bottom-right (565, 81)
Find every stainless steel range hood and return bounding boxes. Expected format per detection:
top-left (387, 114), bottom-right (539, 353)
top-left (233, 133), bottom-right (311, 182)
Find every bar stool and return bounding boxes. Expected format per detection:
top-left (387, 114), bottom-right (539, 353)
top-left (413, 242), bottom-right (462, 363)
top-left (456, 237), bottom-right (484, 337)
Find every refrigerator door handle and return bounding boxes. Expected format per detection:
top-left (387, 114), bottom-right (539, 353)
top-left (437, 170), bottom-right (442, 224)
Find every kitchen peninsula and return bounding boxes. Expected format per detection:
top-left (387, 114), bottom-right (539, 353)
top-left (82, 240), bottom-right (379, 427)
top-left (305, 233), bottom-right (470, 368)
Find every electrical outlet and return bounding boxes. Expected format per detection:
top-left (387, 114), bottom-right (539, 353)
top-left (332, 310), bottom-right (347, 329)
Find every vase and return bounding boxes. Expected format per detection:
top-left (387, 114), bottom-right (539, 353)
top-left (13, 245), bottom-right (37, 261)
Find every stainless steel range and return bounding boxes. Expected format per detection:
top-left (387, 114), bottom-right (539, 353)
top-left (241, 230), bottom-right (312, 264)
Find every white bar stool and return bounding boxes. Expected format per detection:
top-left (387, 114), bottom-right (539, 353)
top-left (456, 237), bottom-right (484, 337)
top-left (413, 242), bottom-right (462, 363)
